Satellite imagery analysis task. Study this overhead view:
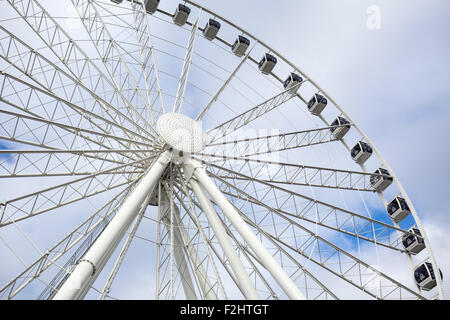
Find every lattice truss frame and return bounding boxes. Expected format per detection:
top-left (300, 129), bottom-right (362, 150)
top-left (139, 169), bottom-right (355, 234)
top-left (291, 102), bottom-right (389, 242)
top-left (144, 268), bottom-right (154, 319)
top-left (0, 0), bottom-right (443, 300)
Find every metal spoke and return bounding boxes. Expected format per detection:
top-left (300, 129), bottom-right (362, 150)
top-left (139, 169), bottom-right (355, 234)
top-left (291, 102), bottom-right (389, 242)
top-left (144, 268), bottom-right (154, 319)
top-left (130, 0), bottom-right (165, 122)
top-left (196, 41), bottom-right (257, 121)
top-left (206, 169), bottom-right (425, 300)
top-left (202, 124), bottom-right (348, 159)
top-left (174, 177), bottom-right (337, 300)
top-left (70, 0), bottom-right (158, 137)
top-left (0, 25), bottom-right (156, 146)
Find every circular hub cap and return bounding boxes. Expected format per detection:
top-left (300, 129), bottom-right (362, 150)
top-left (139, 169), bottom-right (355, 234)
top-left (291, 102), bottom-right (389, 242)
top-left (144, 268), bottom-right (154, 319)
top-left (157, 113), bottom-right (205, 153)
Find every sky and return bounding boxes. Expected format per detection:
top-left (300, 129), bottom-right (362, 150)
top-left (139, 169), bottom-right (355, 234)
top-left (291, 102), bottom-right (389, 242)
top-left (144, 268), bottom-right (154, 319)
top-left (0, 0), bottom-right (449, 300)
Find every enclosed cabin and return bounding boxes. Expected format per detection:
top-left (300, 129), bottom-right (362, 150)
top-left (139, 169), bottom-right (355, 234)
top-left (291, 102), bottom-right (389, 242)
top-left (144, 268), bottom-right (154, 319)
top-left (370, 168), bottom-right (392, 192)
top-left (232, 35), bottom-right (250, 57)
top-left (173, 4), bottom-right (191, 26)
top-left (330, 116), bottom-right (350, 139)
top-left (111, 0), bottom-right (123, 4)
top-left (414, 262), bottom-right (443, 291)
top-left (351, 141), bottom-right (373, 164)
top-left (284, 73), bottom-right (303, 95)
top-left (307, 93), bottom-right (327, 116)
top-left (386, 196), bottom-right (410, 222)
top-left (203, 18), bottom-right (221, 40)
top-left (402, 228), bottom-right (425, 254)
top-left (258, 53), bottom-right (277, 75)
top-left (144, 0), bottom-right (160, 14)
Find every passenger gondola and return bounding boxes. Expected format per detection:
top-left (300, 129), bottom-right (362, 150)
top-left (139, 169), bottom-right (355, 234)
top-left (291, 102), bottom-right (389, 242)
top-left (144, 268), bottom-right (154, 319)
top-left (329, 116), bottom-right (350, 139)
top-left (232, 35), bottom-right (250, 57)
top-left (402, 228), bottom-right (425, 254)
top-left (144, 0), bottom-right (159, 14)
top-left (203, 18), bottom-right (221, 40)
top-left (283, 73), bottom-right (303, 94)
top-left (370, 168), bottom-right (393, 192)
top-left (386, 196), bottom-right (410, 222)
top-left (351, 141), bottom-right (373, 164)
top-left (414, 262), bottom-right (443, 291)
top-left (173, 4), bottom-right (191, 26)
top-left (258, 53), bottom-right (277, 75)
top-left (307, 93), bottom-right (327, 115)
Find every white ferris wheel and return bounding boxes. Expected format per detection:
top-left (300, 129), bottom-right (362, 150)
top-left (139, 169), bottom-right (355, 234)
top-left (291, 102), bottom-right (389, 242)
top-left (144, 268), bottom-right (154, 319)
top-left (0, 0), bottom-right (444, 300)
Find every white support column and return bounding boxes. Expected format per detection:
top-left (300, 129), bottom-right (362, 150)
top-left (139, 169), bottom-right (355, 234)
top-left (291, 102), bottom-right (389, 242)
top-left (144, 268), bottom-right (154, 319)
top-left (173, 10), bottom-right (202, 113)
top-left (183, 163), bottom-right (260, 300)
top-left (160, 188), bottom-right (198, 300)
top-left (53, 151), bottom-right (172, 300)
top-left (184, 158), bottom-right (306, 300)
top-left (168, 207), bottom-right (218, 300)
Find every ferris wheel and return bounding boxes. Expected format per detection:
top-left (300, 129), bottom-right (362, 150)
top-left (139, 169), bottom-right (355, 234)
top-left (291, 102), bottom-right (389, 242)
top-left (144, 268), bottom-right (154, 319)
top-left (0, 0), bottom-right (444, 300)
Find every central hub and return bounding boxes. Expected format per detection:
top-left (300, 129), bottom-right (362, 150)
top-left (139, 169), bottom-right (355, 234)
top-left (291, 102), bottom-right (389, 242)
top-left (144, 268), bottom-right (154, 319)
top-left (157, 113), bottom-right (205, 154)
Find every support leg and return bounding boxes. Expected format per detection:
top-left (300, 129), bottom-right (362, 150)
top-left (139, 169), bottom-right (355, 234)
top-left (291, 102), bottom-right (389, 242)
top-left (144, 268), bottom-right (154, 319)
top-left (184, 164), bottom-right (260, 300)
top-left (53, 151), bottom-right (172, 300)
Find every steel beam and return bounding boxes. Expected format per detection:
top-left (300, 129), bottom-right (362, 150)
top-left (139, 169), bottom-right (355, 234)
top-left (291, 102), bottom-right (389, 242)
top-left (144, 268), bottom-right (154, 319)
top-left (184, 169), bottom-right (259, 300)
top-left (183, 157), bottom-right (305, 300)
